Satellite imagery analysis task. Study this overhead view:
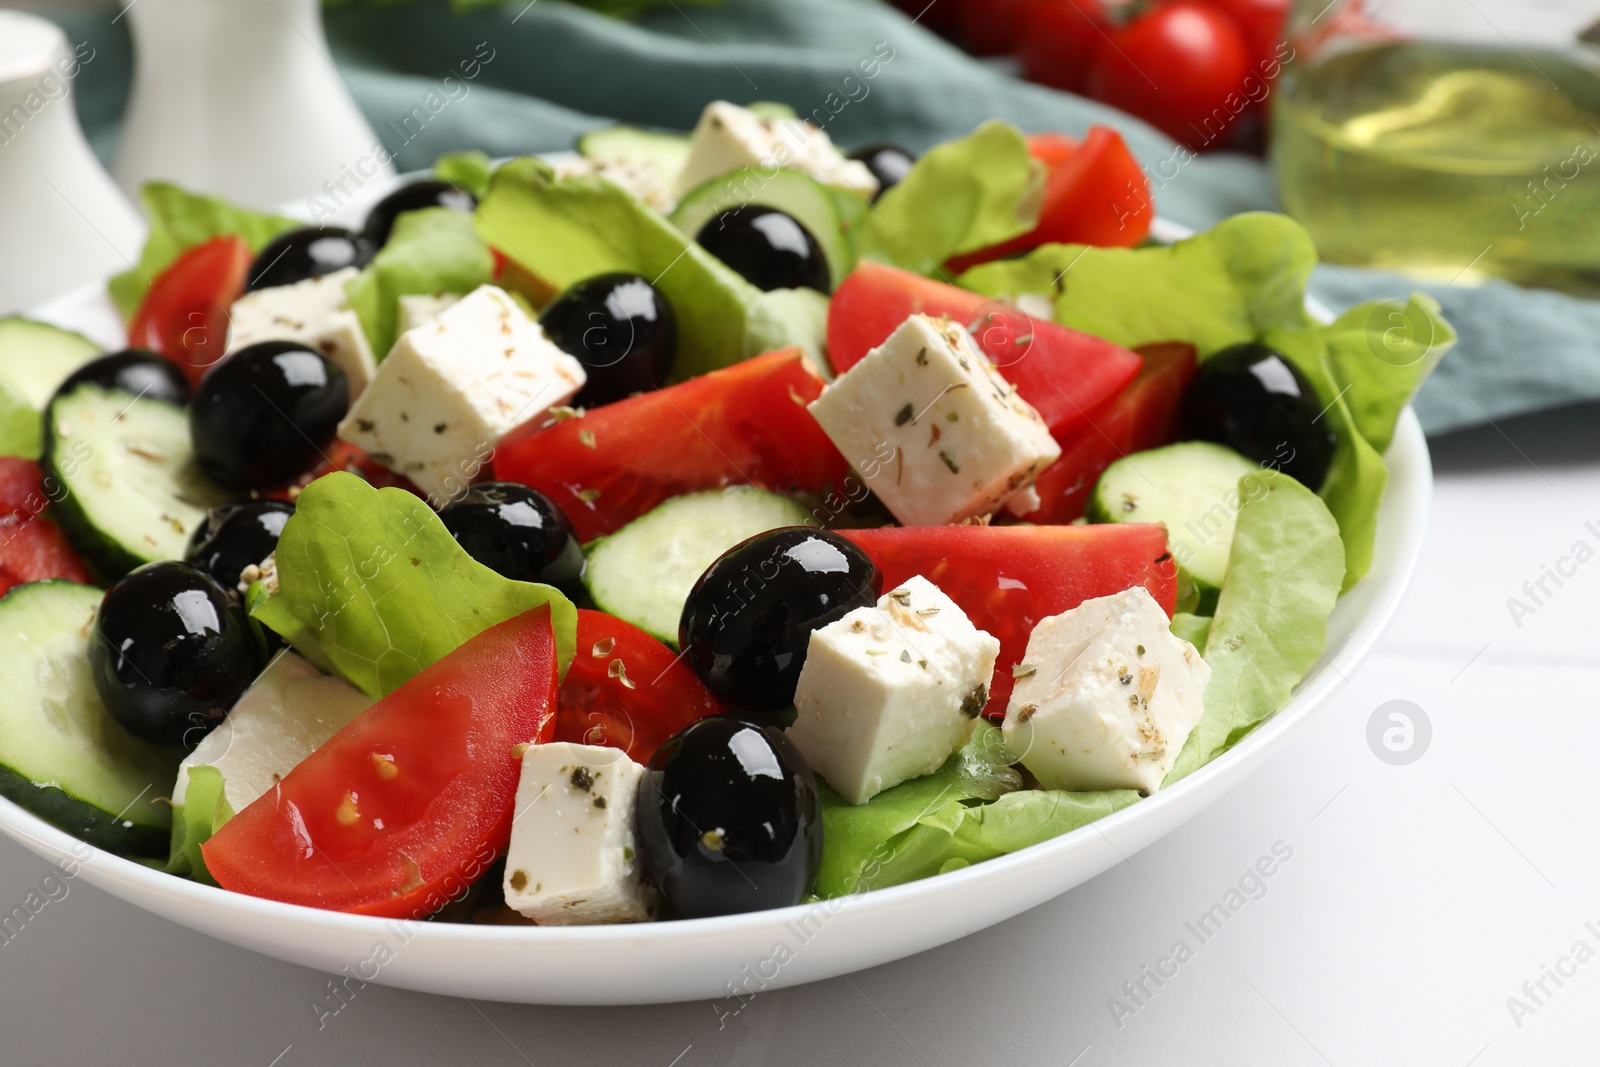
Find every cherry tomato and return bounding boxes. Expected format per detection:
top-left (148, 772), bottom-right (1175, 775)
top-left (1209, 0), bottom-right (1290, 74)
top-left (204, 605), bottom-right (559, 918)
top-left (554, 610), bottom-right (724, 763)
top-left (957, 0), bottom-right (1045, 55)
top-left (1087, 1), bottom-right (1252, 150)
top-left (125, 236), bottom-right (252, 386)
top-left (1019, 0), bottom-right (1108, 93)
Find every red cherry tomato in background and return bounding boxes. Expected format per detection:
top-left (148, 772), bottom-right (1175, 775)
top-left (1086, 1), bottom-right (1252, 150)
top-left (1019, 0), bottom-right (1108, 93)
top-left (125, 235), bottom-right (252, 386)
top-left (1208, 0), bottom-right (1291, 74)
top-left (554, 610), bottom-right (724, 763)
top-left (957, 0), bottom-right (1045, 55)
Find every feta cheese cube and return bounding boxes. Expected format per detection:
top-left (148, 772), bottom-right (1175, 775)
top-left (676, 101), bottom-right (880, 198)
top-left (337, 284), bottom-right (585, 504)
top-left (171, 651), bottom-right (373, 814)
top-left (788, 575), bottom-right (1001, 805)
top-left (807, 314), bottom-right (1061, 527)
top-left (1002, 587), bottom-right (1210, 794)
top-left (227, 267), bottom-right (377, 398)
top-left (395, 292), bottom-right (462, 334)
top-left (502, 743), bottom-right (658, 925)
top-left (552, 154), bottom-right (678, 214)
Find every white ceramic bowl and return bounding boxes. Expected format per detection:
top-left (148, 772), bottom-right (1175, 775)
top-left (4, 195), bottom-right (1432, 1005)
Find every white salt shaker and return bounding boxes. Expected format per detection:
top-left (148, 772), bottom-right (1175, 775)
top-left (114, 0), bottom-right (394, 211)
top-left (0, 11), bottom-right (143, 316)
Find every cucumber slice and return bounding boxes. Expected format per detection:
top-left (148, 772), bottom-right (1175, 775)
top-left (671, 167), bottom-right (854, 290)
top-left (0, 317), bottom-right (101, 459)
top-left (0, 581), bottom-right (180, 856)
top-left (584, 487), bottom-right (816, 646)
top-left (1088, 441), bottom-right (1264, 590)
top-left (577, 125), bottom-right (691, 183)
top-left (47, 384), bottom-right (229, 580)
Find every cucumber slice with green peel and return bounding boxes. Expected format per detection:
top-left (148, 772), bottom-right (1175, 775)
top-left (1088, 441), bottom-right (1265, 590)
top-left (577, 125), bottom-right (691, 181)
top-left (0, 317), bottom-right (102, 459)
top-left (46, 384), bottom-right (229, 580)
top-left (584, 487), bottom-right (817, 646)
top-left (0, 581), bottom-right (180, 856)
top-left (671, 167), bottom-right (855, 289)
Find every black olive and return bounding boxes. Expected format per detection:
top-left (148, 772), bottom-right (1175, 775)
top-left (847, 143), bottom-right (916, 199)
top-left (539, 273), bottom-right (677, 407)
top-left (245, 227), bottom-right (373, 292)
top-left (679, 528), bottom-right (880, 711)
top-left (362, 179), bottom-right (476, 249)
top-left (694, 206), bottom-right (830, 294)
top-left (185, 500), bottom-right (295, 590)
top-left (52, 350), bottom-right (190, 407)
top-left (89, 561), bottom-right (266, 748)
top-left (637, 715), bottom-right (821, 918)
top-left (189, 341), bottom-right (349, 491)
top-left (1180, 342), bottom-right (1338, 491)
top-left (438, 482), bottom-right (584, 590)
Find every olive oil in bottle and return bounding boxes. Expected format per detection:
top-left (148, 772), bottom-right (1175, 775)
top-left (1272, 41), bottom-right (1600, 294)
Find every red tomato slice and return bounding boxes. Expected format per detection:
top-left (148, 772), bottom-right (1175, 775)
top-left (0, 519), bottom-right (94, 597)
top-left (204, 606), bottom-right (559, 918)
top-left (841, 524), bottom-right (1177, 718)
top-left (0, 458), bottom-right (94, 595)
top-left (126, 236), bottom-right (252, 386)
top-left (1018, 342), bottom-right (1199, 525)
top-left (826, 261), bottom-right (1143, 442)
top-left (947, 126), bottom-right (1153, 273)
top-left (264, 440), bottom-right (423, 502)
top-left (1209, 0), bottom-right (1290, 75)
top-left (554, 610), bottom-right (724, 763)
top-left (492, 348), bottom-right (849, 543)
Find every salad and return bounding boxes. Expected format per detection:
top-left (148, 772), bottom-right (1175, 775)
top-left (0, 100), bottom-right (1452, 924)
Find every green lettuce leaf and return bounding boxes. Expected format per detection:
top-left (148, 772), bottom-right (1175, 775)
top-left (859, 120), bottom-right (1043, 279)
top-left (1263, 294), bottom-right (1453, 585)
top-left (166, 764), bottom-right (230, 884)
top-left (108, 183), bottom-right (299, 321)
top-left (1165, 474), bottom-right (1345, 784)
top-left (814, 722), bottom-right (1021, 898)
top-left (434, 150), bottom-right (495, 200)
top-left (345, 207), bottom-right (495, 359)
top-left (956, 212), bottom-right (1319, 355)
top-left (251, 473), bottom-right (577, 698)
top-left (476, 157), bottom-right (761, 380)
top-left (1170, 612), bottom-right (1213, 655)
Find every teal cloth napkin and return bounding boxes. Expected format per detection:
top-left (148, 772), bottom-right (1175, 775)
top-left (48, 0), bottom-right (1600, 436)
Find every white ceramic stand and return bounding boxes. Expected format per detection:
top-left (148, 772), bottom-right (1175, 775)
top-left (0, 11), bottom-right (143, 317)
top-left (113, 0), bottom-right (395, 210)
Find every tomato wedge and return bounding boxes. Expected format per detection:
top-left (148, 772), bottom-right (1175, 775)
top-left (126, 236), bottom-right (252, 386)
top-left (492, 348), bottom-right (849, 542)
top-left (841, 524), bottom-right (1177, 718)
top-left (1017, 342), bottom-right (1200, 525)
top-left (554, 610), bottom-right (724, 763)
top-left (204, 606), bottom-right (559, 918)
top-left (826, 261), bottom-right (1143, 442)
top-left (264, 440), bottom-right (422, 502)
top-left (0, 458), bottom-right (92, 595)
top-left (948, 128), bottom-right (1153, 273)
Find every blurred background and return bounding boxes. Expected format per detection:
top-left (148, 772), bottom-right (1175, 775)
top-left (3, 0), bottom-right (1598, 431)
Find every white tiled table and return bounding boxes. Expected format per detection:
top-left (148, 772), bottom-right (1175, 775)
top-left (2, 405), bottom-right (1595, 1066)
